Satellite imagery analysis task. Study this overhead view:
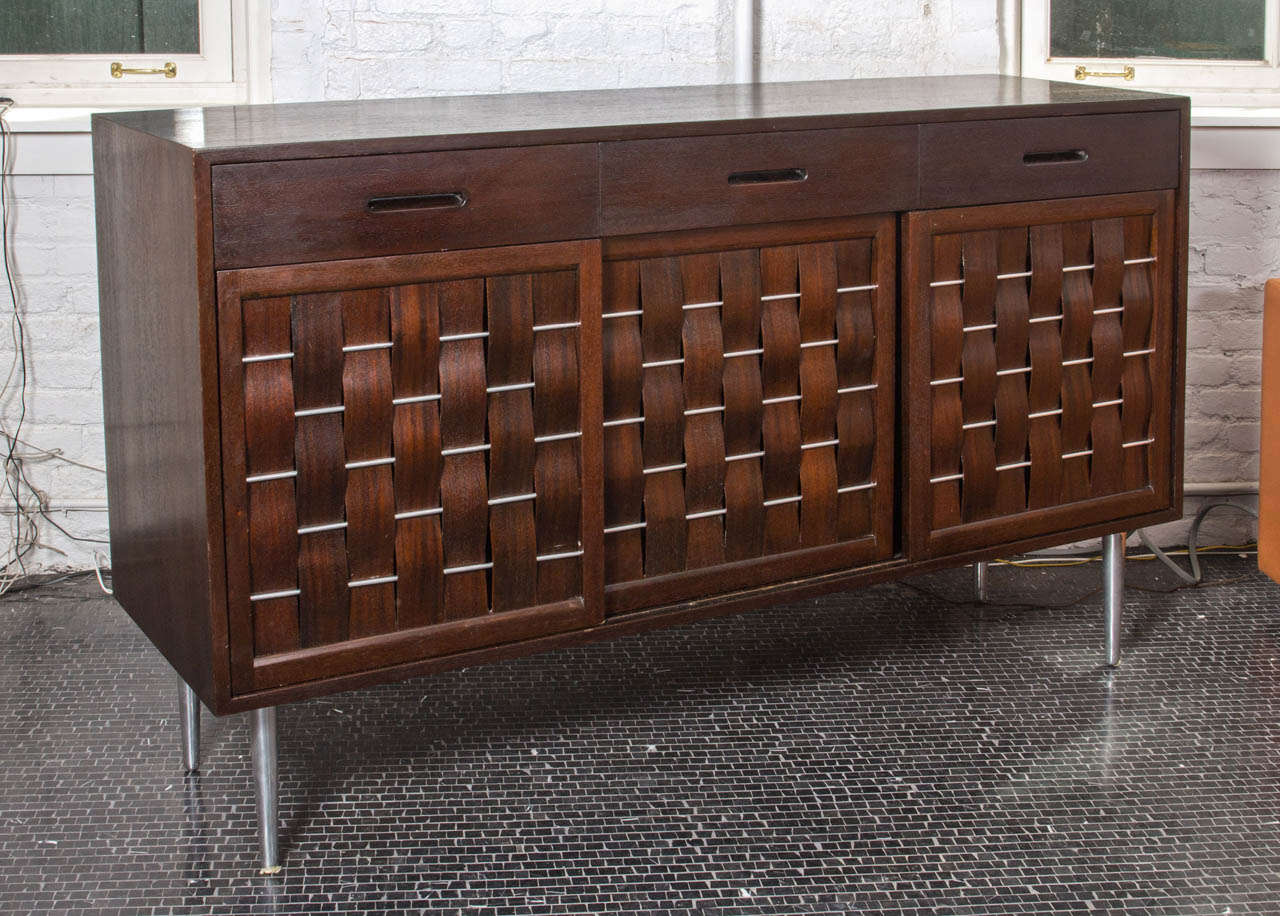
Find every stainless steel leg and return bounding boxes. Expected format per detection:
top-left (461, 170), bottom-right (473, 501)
top-left (250, 707), bottom-right (281, 874)
top-left (1103, 532), bottom-right (1125, 667)
top-left (178, 676), bottom-right (200, 773)
top-left (974, 560), bottom-right (990, 602)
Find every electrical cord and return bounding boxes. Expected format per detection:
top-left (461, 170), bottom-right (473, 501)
top-left (0, 99), bottom-right (110, 596)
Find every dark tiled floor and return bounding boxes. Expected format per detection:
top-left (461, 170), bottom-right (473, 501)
top-left (1, 556), bottom-right (1278, 915)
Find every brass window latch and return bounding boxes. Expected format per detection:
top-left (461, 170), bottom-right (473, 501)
top-left (110, 61), bottom-right (177, 79)
top-left (1074, 64), bottom-right (1135, 81)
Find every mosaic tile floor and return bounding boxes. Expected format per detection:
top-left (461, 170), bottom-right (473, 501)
top-left (1, 555), bottom-right (1278, 915)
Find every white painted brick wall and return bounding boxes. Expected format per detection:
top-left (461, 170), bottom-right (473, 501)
top-left (0, 174), bottom-right (110, 574)
top-left (0, 2), bottom-right (1266, 574)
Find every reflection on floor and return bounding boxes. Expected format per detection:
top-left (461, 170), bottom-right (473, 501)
top-left (1, 556), bottom-right (1277, 914)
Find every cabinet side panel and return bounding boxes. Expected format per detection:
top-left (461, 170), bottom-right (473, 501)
top-left (93, 119), bottom-right (219, 705)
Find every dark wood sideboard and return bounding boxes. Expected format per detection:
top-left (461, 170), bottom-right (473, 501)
top-left (92, 75), bottom-right (1189, 872)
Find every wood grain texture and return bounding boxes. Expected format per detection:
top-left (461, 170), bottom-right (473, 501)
top-left (217, 241), bottom-right (601, 694)
top-left (601, 215), bottom-right (895, 615)
top-left (93, 116), bottom-right (226, 709)
top-left (94, 77), bottom-right (1188, 715)
top-left (919, 111), bottom-right (1180, 208)
top-left (99, 75), bottom-right (1181, 165)
top-left (600, 126), bottom-right (915, 236)
top-left (212, 144), bottom-right (598, 269)
top-left (905, 191), bottom-right (1176, 560)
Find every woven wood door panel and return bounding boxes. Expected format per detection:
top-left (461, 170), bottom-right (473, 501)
top-left (905, 191), bottom-right (1176, 558)
top-left (218, 242), bottom-right (602, 693)
top-left (602, 217), bottom-right (896, 614)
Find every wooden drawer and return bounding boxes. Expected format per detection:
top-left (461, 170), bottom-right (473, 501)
top-left (211, 144), bottom-right (598, 269)
top-left (919, 111), bottom-right (1180, 208)
top-left (600, 126), bottom-right (917, 236)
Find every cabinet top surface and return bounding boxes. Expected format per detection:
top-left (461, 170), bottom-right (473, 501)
top-left (95, 74), bottom-right (1184, 164)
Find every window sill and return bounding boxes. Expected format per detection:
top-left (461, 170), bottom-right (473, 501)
top-left (1190, 107), bottom-right (1280, 169)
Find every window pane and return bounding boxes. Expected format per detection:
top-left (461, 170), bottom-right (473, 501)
top-left (0, 0), bottom-right (199, 55)
top-left (1050, 0), bottom-right (1265, 61)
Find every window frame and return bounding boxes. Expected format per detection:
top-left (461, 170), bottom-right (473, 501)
top-left (1021, 0), bottom-right (1280, 107)
top-left (0, 0), bottom-right (262, 107)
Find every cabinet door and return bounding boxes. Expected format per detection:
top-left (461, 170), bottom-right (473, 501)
top-left (602, 217), bottom-right (896, 614)
top-left (216, 242), bottom-right (602, 694)
top-left (904, 191), bottom-right (1176, 558)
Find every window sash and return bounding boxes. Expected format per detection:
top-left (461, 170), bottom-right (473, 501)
top-left (0, 0), bottom-right (236, 102)
top-left (1023, 0), bottom-right (1280, 98)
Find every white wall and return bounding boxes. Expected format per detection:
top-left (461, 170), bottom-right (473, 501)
top-left (0, 0), bottom-right (1262, 573)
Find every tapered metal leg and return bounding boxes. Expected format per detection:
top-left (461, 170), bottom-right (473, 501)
top-left (974, 561), bottom-right (990, 602)
top-left (178, 676), bottom-right (200, 773)
top-left (1103, 532), bottom-right (1125, 667)
top-left (250, 707), bottom-right (281, 874)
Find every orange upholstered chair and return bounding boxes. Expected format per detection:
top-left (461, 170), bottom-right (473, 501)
top-left (1260, 280), bottom-right (1280, 579)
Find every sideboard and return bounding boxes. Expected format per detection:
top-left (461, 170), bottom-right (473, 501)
top-left (92, 75), bottom-right (1189, 872)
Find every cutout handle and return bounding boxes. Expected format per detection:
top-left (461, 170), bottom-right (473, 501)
top-left (728, 168), bottom-right (808, 186)
top-left (367, 192), bottom-right (468, 212)
top-left (1023, 149), bottom-right (1089, 166)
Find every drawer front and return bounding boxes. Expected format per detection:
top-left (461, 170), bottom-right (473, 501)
top-left (601, 217), bottom-right (896, 615)
top-left (600, 127), bottom-right (917, 237)
top-left (904, 191), bottom-right (1176, 559)
top-left (216, 242), bottom-right (602, 693)
top-left (919, 111), bottom-right (1180, 208)
top-left (211, 144), bottom-right (598, 269)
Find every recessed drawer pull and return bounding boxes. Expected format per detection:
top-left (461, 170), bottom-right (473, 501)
top-left (1023, 149), bottom-right (1088, 166)
top-left (366, 192), bottom-right (468, 212)
top-left (727, 167), bottom-right (807, 185)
